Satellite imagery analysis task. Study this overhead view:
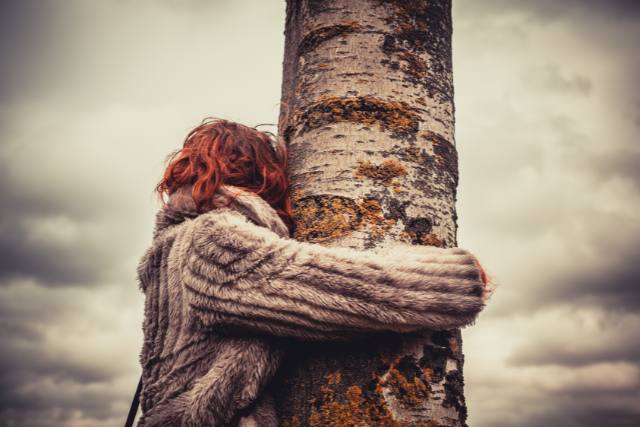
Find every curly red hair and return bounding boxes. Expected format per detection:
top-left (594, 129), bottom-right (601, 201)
top-left (155, 117), bottom-right (294, 233)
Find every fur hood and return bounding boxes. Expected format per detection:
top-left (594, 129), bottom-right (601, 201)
top-left (153, 184), bottom-right (290, 240)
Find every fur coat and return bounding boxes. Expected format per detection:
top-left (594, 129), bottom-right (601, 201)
top-left (135, 184), bottom-right (488, 426)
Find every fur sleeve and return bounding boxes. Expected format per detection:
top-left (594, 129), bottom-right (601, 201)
top-left (180, 209), bottom-right (487, 341)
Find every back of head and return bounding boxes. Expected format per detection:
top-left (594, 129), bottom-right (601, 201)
top-left (154, 118), bottom-right (294, 233)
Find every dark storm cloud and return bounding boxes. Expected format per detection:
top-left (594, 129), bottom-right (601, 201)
top-left (495, 397), bottom-right (640, 427)
top-left (0, 168), bottom-right (125, 287)
top-left (513, 211), bottom-right (640, 314)
top-left (557, 246), bottom-right (640, 311)
top-left (0, 283), bottom-right (136, 426)
top-left (0, 380), bottom-right (125, 424)
top-left (0, 222), bottom-right (112, 287)
top-left (0, 286), bottom-right (124, 384)
top-left (506, 316), bottom-right (640, 367)
top-left (0, 0), bottom-right (67, 104)
top-left (495, 228), bottom-right (640, 315)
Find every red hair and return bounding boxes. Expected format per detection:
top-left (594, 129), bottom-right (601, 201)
top-left (155, 117), bottom-right (294, 233)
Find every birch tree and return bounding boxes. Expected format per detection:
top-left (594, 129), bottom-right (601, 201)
top-left (271, 1), bottom-right (467, 425)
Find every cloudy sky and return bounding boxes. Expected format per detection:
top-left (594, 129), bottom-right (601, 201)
top-left (1, 0), bottom-right (638, 426)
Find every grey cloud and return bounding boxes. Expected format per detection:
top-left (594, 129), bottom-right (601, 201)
top-left (458, 0), bottom-right (640, 21)
top-left (496, 222), bottom-right (640, 315)
top-left (0, 282), bottom-right (141, 426)
top-left (1, 0), bottom-right (638, 426)
top-left (154, 0), bottom-right (231, 11)
top-left (504, 400), bottom-right (640, 427)
top-left (587, 148), bottom-right (640, 190)
top-left (506, 317), bottom-right (640, 367)
top-left (0, 0), bottom-right (71, 105)
top-left (518, 0), bottom-right (640, 21)
top-left (0, 332), bottom-right (118, 385)
top-left (549, 394), bottom-right (637, 427)
top-left (0, 286), bottom-right (127, 384)
top-left (555, 246), bottom-right (640, 312)
top-left (522, 64), bottom-right (592, 95)
top-left (466, 360), bottom-right (640, 427)
top-left (0, 172), bottom-right (126, 287)
top-left (0, 380), bottom-right (127, 423)
top-left (0, 220), bottom-right (114, 287)
top-left (548, 113), bottom-right (640, 189)
top-left (459, 101), bottom-right (639, 316)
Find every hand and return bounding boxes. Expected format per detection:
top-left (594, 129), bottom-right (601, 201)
top-left (471, 256), bottom-right (495, 303)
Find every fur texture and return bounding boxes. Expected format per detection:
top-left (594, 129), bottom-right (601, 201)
top-left (135, 184), bottom-right (487, 426)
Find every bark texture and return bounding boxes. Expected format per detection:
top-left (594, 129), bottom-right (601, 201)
top-left (272, 0), bottom-right (468, 425)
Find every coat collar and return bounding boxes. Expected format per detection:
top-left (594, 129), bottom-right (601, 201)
top-left (153, 184), bottom-right (290, 239)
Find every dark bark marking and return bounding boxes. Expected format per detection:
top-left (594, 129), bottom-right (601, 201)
top-left (418, 330), bottom-right (456, 384)
top-left (307, 0), bottom-right (342, 16)
top-left (404, 144), bottom-right (422, 160)
top-left (375, 0), bottom-right (454, 103)
top-left (443, 369), bottom-right (468, 425)
top-left (384, 197), bottom-right (409, 222)
top-left (422, 130), bottom-right (459, 189)
top-left (402, 216), bottom-right (445, 247)
top-left (404, 216), bottom-right (432, 239)
top-left (298, 22), bottom-right (361, 56)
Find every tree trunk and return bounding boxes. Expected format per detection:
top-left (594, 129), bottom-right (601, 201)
top-left (271, 1), bottom-right (466, 426)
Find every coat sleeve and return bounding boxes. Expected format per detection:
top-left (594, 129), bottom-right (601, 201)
top-left (180, 209), bottom-right (487, 342)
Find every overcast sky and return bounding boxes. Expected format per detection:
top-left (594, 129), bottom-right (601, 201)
top-left (1, 0), bottom-right (638, 426)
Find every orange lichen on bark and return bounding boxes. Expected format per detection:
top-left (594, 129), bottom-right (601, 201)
top-left (291, 193), bottom-right (360, 243)
top-left (420, 233), bottom-right (445, 248)
top-left (293, 96), bottom-right (420, 138)
top-left (305, 369), bottom-right (414, 427)
top-left (357, 197), bottom-right (397, 240)
top-left (285, 357), bottom-right (443, 427)
top-left (380, 366), bottom-right (430, 409)
top-left (290, 185), bottom-right (399, 243)
top-left (398, 230), bottom-right (413, 243)
top-left (281, 415), bottom-right (302, 427)
top-left (353, 159), bottom-right (408, 186)
top-left (422, 367), bottom-right (434, 382)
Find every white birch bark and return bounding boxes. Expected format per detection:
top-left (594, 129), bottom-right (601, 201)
top-left (271, 1), bottom-right (467, 425)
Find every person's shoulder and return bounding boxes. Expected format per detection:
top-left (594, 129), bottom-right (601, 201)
top-left (188, 207), bottom-right (281, 251)
top-left (193, 206), bottom-right (255, 229)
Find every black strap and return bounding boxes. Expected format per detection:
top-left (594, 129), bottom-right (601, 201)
top-left (124, 374), bottom-right (143, 427)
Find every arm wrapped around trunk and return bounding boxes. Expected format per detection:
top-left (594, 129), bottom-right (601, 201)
top-left (181, 209), bottom-right (487, 341)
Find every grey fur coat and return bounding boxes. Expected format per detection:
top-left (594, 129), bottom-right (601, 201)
top-left (135, 184), bottom-right (488, 426)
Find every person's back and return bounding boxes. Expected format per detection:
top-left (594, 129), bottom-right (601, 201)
top-left (135, 118), bottom-right (494, 426)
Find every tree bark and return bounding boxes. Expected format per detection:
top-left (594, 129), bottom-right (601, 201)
top-left (271, 1), bottom-right (467, 425)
